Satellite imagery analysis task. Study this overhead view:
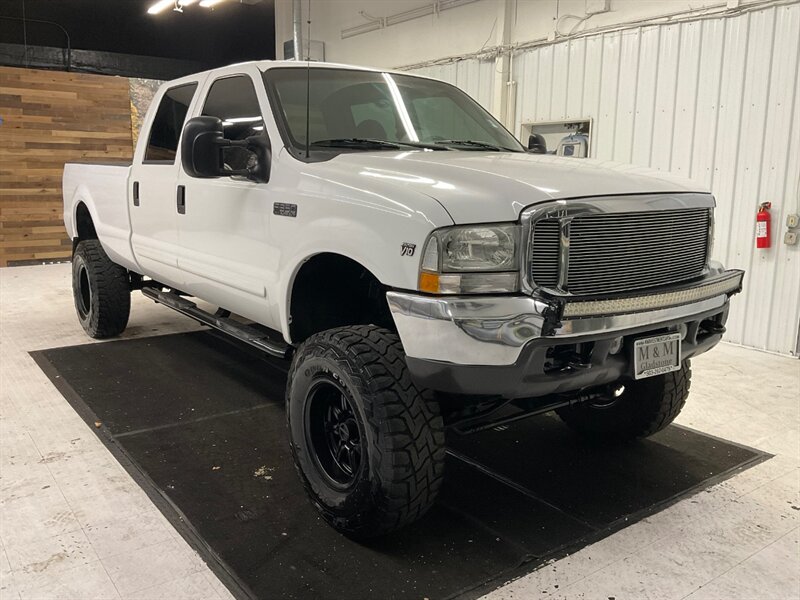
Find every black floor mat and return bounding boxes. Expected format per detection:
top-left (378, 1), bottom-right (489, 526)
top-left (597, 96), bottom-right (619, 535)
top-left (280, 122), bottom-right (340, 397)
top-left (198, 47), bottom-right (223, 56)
top-left (32, 331), bottom-right (769, 600)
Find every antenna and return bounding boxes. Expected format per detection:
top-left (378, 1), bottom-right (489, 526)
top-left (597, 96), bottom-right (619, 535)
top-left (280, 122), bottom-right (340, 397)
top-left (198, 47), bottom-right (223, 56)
top-left (306, 0), bottom-right (311, 60)
top-left (304, 0), bottom-right (311, 159)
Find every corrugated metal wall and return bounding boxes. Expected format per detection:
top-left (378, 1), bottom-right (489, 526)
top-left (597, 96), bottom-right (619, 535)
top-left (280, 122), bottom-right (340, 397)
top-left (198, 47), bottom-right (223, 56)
top-left (411, 57), bottom-right (496, 114)
top-left (412, 3), bottom-right (800, 356)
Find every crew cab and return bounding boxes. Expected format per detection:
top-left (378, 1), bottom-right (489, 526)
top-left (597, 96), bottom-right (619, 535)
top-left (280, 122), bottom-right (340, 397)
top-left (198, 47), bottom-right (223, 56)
top-left (63, 60), bottom-right (743, 537)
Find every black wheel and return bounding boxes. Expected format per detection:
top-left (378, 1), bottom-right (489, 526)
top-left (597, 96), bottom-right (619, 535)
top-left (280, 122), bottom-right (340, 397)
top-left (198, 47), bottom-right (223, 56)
top-left (286, 325), bottom-right (445, 538)
top-left (72, 240), bottom-right (131, 339)
top-left (556, 362), bottom-right (691, 442)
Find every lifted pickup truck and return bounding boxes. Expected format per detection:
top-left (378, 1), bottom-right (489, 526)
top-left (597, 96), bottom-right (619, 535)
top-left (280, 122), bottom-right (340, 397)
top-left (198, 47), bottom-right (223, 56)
top-left (63, 60), bottom-right (743, 538)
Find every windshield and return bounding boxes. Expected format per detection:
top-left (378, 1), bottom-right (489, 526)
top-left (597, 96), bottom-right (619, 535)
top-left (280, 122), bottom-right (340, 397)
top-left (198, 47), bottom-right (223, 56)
top-left (262, 67), bottom-right (525, 156)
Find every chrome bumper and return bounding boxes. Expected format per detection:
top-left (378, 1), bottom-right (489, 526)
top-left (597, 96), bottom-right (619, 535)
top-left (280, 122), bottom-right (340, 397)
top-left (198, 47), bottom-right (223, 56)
top-left (387, 269), bottom-right (743, 366)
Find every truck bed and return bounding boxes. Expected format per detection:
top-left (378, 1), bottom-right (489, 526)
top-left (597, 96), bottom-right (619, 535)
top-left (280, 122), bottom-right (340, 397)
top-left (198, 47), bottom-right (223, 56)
top-left (63, 162), bottom-right (138, 272)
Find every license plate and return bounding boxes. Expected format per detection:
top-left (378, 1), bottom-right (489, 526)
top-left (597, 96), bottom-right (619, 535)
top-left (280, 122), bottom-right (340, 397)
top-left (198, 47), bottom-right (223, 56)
top-left (633, 332), bottom-right (682, 380)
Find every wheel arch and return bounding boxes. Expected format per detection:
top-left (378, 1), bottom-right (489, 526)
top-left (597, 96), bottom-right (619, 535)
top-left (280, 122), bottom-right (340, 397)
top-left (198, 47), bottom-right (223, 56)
top-left (66, 183), bottom-right (99, 249)
top-left (75, 201), bottom-right (98, 239)
top-left (287, 252), bottom-right (396, 345)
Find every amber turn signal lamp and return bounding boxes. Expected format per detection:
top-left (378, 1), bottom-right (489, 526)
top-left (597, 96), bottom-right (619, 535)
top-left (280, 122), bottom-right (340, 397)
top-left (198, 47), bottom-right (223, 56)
top-left (418, 272), bottom-right (439, 293)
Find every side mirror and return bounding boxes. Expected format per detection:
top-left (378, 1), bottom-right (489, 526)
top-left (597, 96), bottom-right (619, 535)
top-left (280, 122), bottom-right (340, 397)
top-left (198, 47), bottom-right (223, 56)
top-left (527, 133), bottom-right (547, 154)
top-left (181, 116), bottom-right (224, 178)
top-left (181, 116), bottom-right (271, 183)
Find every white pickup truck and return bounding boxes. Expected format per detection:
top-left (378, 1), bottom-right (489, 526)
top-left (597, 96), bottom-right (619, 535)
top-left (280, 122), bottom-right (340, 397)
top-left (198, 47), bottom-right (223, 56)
top-left (63, 60), bottom-right (743, 537)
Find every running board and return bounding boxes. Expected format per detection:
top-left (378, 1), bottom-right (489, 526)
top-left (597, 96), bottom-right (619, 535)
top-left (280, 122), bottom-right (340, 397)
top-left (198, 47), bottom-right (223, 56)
top-left (141, 286), bottom-right (290, 360)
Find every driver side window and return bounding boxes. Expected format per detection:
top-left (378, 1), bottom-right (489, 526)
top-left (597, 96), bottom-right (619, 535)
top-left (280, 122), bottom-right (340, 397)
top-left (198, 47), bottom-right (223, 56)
top-left (202, 75), bottom-right (266, 172)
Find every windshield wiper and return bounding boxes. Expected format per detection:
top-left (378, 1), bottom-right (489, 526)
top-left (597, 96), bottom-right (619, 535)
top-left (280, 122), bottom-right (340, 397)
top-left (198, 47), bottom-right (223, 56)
top-left (310, 138), bottom-right (403, 149)
top-left (310, 138), bottom-right (446, 151)
top-left (310, 138), bottom-right (449, 151)
top-left (393, 140), bottom-right (450, 150)
top-left (439, 139), bottom-right (515, 152)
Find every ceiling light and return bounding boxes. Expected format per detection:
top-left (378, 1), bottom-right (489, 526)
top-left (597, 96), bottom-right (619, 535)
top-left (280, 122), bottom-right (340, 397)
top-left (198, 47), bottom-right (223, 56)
top-left (199, 0), bottom-right (227, 7)
top-left (147, 0), bottom-right (175, 14)
top-left (223, 116), bottom-right (262, 123)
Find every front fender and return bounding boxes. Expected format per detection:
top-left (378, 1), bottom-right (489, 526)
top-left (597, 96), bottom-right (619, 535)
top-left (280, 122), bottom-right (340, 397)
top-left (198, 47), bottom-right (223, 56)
top-left (269, 163), bottom-right (454, 342)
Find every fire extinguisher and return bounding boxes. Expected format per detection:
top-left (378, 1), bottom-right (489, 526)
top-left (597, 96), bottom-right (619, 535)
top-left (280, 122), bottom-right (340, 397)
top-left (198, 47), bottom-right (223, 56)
top-left (756, 202), bottom-right (772, 248)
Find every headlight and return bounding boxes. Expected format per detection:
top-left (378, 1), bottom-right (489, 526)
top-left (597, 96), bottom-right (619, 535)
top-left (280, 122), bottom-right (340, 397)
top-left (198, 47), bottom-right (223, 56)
top-left (419, 224), bottom-right (520, 294)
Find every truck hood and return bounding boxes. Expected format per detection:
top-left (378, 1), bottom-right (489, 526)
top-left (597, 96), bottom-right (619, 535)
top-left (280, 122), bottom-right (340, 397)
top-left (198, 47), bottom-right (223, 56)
top-left (326, 151), bottom-right (708, 223)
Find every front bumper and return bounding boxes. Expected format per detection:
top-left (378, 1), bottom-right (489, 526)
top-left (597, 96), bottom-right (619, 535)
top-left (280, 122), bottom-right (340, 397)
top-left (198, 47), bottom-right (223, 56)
top-left (387, 269), bottom-right (744, 398)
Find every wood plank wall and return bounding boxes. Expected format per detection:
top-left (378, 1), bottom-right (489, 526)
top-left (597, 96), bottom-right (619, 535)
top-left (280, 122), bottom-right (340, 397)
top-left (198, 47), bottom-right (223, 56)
top-left (0, 67), bottom-right (134, 267)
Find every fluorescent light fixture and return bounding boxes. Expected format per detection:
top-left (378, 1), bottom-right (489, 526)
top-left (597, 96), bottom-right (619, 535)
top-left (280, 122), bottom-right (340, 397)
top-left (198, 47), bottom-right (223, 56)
top-left (148, 0), bottom-right (198, 13)
top-left (223, 116), bottom-right (262, 124)
top-left (199, 0), bottom-right (227, 6)
top-left (147, 0), bottom-right (174, 14)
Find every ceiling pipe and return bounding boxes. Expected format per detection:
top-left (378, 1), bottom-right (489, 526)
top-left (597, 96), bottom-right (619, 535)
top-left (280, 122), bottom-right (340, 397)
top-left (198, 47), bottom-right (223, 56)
top-left (292, 0), bottom-right (304, 60)
top-left (0, 15), bottom-right (71, 71)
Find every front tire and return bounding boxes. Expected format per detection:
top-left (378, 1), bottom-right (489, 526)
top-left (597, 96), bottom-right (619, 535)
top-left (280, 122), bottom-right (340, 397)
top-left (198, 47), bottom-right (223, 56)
top-left (72, 240), bottom-right (130, 338)
top-left (556, 362), bottom-right (691, 442)
top-left (286, 325), bottom-right (445, 538)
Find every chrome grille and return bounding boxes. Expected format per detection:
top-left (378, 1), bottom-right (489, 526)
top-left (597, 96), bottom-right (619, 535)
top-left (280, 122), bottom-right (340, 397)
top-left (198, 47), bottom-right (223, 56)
top-left (530, 208), bottom-right (710, 295)
top-left (530, 219), bottom-right (560, 288)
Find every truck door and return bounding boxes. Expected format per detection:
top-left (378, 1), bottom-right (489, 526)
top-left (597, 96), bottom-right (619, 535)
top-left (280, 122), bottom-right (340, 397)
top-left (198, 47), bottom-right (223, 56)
top-left (175, 73), bottom-right (275, 324)
top-left (129, 82), bottom-right (198, 288)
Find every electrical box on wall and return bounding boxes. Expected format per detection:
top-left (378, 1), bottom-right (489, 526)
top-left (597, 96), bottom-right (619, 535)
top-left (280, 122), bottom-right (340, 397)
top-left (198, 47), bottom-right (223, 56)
top-left (786, 213), bottom-right (799, 246)
top-left (520, 120), bottom-right (592, 158)
top-left (586, 1), bottom-right (611, 15)
top-left (283, 39), bottom-right (325, 61)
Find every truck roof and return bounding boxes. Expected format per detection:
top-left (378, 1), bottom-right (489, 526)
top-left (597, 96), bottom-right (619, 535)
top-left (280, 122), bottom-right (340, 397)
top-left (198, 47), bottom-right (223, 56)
top-left (163, 60), bottom-right (426, 87)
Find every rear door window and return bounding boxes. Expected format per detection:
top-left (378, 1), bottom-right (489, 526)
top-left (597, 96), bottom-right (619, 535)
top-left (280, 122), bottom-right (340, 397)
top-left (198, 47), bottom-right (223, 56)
top-left (144, 83), bottom-right (198, 163)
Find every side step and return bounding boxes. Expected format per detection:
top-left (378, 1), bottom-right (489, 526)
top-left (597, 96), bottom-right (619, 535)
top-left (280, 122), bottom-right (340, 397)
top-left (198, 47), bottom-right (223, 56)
top-left (141, 286), bottom-right (291, 360)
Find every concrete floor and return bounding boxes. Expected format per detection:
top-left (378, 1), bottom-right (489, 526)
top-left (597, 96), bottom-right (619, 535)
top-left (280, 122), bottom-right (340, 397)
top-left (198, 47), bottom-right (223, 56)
top-left (1, 263), bottom-right (798, 600)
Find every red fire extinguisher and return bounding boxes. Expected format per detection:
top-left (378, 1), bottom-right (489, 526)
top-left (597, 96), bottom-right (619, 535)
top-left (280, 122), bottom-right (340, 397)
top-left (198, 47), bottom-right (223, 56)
top-left (756, 202), bottom-right (771, 248)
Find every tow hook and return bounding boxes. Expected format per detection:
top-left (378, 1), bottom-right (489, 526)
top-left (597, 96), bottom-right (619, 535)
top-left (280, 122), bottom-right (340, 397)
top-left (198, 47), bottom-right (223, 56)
top-left (560, 344), bottom-right (594, 371)
top-left (702, 319), bottom-right (726, 334)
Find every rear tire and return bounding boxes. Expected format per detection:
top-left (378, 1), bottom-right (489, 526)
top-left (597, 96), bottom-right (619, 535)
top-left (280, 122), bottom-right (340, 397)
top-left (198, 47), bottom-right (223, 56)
top-left (286, 325), bottom-right (445, 538)
top-left (556, 362), bottom-right (691, 442)
top-left (72, 240), bottom-right (130, 338)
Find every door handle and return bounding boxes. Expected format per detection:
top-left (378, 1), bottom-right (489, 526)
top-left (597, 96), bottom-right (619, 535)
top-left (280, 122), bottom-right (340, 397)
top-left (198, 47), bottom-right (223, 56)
top-left (177, 185), bottom-right (186, 215)
top-left (133, 181), bottom-right (140, 207)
